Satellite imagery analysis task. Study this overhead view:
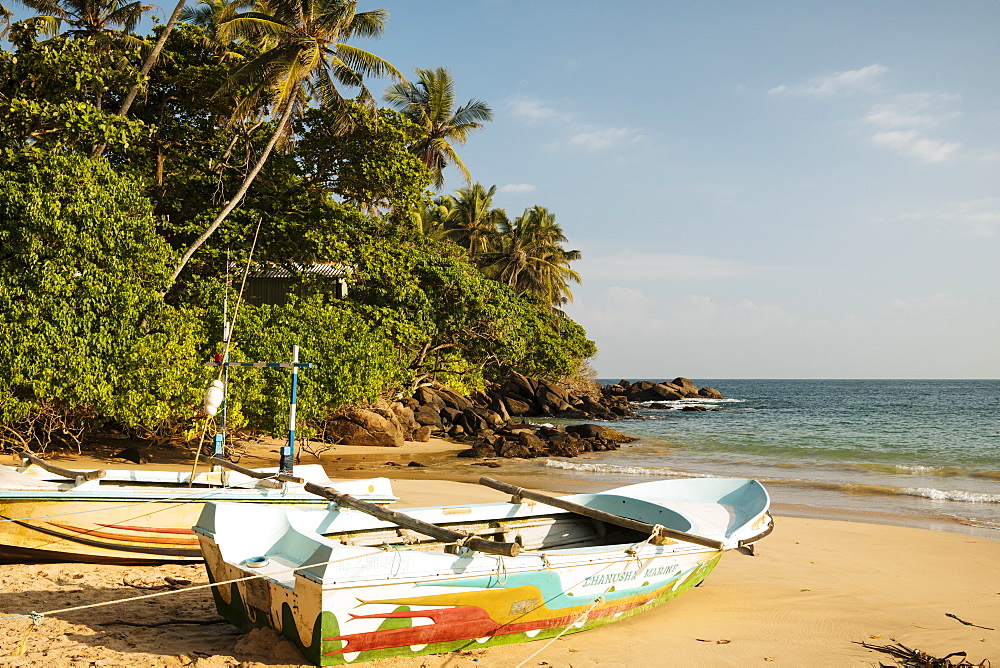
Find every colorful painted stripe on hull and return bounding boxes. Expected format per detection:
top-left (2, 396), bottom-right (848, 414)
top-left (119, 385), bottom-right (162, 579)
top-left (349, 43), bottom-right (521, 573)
top-left (47, 522), bottom-right (200, 545)
top-left (0, 514), bottom-right (201, 561)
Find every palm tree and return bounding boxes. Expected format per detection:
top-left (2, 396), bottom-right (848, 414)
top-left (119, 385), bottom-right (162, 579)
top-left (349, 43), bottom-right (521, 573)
top-left (409, 197), bottom-right (453, 241)
top-left (178, 0), bottom-right (251, 29)
top-left (384, 66), bottom-right (491, 189)
top-left (1, 4), bottom-right (13, 38)
top-left (18, 0), bottom-right (152, 51)
top-left (165, 0), bottom-right (400, 288)
top-left (441, 183), bottom-right (506, 261)
top-left (485, 205), bottom-right (582, 307)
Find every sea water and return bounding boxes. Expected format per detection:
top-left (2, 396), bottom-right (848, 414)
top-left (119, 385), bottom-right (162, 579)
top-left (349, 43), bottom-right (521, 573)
top-left (495, 380), bottom-right (1000, 538)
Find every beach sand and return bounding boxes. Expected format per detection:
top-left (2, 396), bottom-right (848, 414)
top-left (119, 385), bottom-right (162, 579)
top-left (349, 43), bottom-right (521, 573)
top-left (1, 440), bottom-right (997, 667)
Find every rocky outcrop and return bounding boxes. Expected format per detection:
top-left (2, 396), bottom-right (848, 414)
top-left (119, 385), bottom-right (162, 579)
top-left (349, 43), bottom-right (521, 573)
top-left (319, 374), bottom-right (717, 458)
top-left (321, 399), bottom-right (408, 447)
top-left (456, 422), bottom-right (637, 460)
top-left (603, 377), bottom-right (723, 404)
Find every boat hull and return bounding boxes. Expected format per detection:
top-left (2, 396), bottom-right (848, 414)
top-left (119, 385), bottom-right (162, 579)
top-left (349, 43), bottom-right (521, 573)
top-left (195, 477), bottom-right (771, 664)
top-left (201, 541), bottom-right (724, 664)
top-left (0, 466), bottom-right (395, 563)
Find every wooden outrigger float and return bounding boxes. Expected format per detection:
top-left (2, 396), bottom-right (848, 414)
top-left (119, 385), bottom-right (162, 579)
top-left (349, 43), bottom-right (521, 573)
top-left (195, 475), bottom-right (772, 664)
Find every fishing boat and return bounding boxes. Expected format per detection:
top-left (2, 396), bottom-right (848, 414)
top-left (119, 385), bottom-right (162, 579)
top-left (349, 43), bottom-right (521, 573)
top-left (0, 452), bottom-right (395, 564)
top-left (194, 475), bottom-right (772, 665)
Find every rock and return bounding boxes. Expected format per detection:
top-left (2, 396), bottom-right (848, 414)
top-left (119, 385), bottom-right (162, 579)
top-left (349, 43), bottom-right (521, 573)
top-left (412, 425), bottom-right (432, 442)
top-left (507, 372), bottom-right (536, 398)
top-left (498, 440), bottom-right (533, 458)
top-left (413, 405), bottom-right (443, 428)
top-left (323, 406), bottom-right (404, 446)
top-left (565, 424), bottom-right (606, 439)
top-left (440, 406), bottom-right (462, 425)
top-left (407, 461), bottom-right (425, 467)
top-left (681, 405), bottom-right (708, 412)
top-left (388, 401), bottom-right (417, 439)
top-left (448, 424), bottom-right (466, 438)
top-left (699, 387), bottom-right (723, 399)
top-left (650, 384), bottom-right (683, 401)
top-left (414, 386), bottom-right (446, 412)
top-left (457, 443), bottom-right (496, 458)
top-left (671, 377), bottom-right (701, 397)
top-left (112, 447), bottom-right (148, 464)
top-left (433, 384), bottom-right (473, 411)
top-left (503, 396), bottom-right (534, 416)
top-left (517, 431), bottom-right (547, 454)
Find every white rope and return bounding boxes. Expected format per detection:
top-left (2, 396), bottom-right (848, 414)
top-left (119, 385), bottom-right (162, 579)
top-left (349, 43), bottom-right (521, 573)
top-left (0, 545), bottom-right (379, 625)
top-left (513, 533), bottom-right (665, 668)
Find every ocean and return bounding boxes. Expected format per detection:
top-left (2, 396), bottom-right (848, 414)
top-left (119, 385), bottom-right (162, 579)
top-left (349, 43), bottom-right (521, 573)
top-left (489, 379), bottom-right (1000, 539)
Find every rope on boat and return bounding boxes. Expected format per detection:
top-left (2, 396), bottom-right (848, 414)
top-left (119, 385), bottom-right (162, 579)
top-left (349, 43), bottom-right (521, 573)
top-left (2, 514), bottom-right (695, 659)
top-left (513, 528), bottom-right (667, 668)
top-left (0, 546), bottom-right (379, 637)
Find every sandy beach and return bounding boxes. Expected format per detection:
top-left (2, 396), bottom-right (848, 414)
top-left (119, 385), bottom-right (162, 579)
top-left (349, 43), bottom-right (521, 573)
top-left (1, 440), bottom-right (997, 667)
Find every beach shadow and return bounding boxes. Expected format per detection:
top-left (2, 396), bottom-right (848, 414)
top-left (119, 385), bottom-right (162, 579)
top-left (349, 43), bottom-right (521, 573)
top-left (0, 575), bottom-right (301, 665)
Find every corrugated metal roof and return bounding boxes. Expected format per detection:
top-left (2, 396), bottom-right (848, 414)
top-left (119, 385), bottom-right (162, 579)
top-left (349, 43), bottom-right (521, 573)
top-left (248, 262), bottom-right (354, 279)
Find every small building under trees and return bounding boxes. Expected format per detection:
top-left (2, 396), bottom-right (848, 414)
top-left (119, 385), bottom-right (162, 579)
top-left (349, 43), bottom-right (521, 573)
top-left (244, 263), bottom-right (352, 306)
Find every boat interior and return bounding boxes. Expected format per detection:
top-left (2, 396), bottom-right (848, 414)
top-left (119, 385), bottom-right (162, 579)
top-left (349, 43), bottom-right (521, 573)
top-left (322, 512), bottom-right (656, 553)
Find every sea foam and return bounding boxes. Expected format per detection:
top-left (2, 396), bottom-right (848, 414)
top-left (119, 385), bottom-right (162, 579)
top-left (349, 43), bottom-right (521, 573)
top-left (544, 459), bottom-right (717, 478)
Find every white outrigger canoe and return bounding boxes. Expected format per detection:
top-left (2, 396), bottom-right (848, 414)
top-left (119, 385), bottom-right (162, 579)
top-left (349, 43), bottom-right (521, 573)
top-left (195, 476), bottom-right (772, 665)
top-left (0, 453), bottom-right (395, 563)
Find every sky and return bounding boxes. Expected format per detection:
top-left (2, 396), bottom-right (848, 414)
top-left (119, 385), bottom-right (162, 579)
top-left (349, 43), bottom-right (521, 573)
top-left (359, 1), bottom-right (1000, 379)
top-left (8, 1), bottom-right (1000, 379)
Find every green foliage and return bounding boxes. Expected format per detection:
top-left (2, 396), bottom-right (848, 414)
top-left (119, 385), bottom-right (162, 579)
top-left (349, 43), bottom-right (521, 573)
top-left (297, 102), bottom-right (433, 213)
top-left (222, 297), bottom-right (419, 435)
top-left (0, 22), bottom-right (597, 449)
top-left (0, 33), bottom-right (148, 151)
top-left (0, 148), bottom-right (205, 448)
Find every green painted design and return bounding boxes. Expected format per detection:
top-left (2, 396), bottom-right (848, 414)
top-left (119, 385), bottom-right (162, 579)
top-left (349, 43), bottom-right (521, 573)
top-left (210, 555), bottom-right (726, 665)
top-left (376, 606), bottom-right (412, 631)
top-left (331, 556), bottom-right (725, 665)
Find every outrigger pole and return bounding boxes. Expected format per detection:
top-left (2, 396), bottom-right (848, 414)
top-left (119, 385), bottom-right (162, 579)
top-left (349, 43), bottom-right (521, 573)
top-left (208, 345), bottom-right (313, 474)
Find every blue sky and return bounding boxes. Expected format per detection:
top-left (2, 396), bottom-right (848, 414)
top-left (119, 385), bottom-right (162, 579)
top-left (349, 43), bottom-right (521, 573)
top-left (9, 1), bottom-right (999, 378)
top-left (364, 1), bottom-right (1000, 379)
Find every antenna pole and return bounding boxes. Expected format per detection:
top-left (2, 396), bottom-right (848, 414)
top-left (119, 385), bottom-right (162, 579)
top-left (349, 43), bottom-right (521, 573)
top-left (279, 345), bottom-right (299, 474)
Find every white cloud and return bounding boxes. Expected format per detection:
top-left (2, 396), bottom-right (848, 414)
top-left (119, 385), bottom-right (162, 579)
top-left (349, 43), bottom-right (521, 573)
top-left (863, 93), bottom-right (962, 161)
top-left (769, 64), bottom-right (887, 97)
top-left (569, 127), bottom-right (643, 151)
top-left (499, 183), bottom-right (536, 194)
top-left (897, 200), bottom-right (1000, 237)
top-left (870, 131), bottom-right (960, 162)
top-left (506, 96), bottom-right (569, 122)
top-left (864, 93), bottom-right (960, 130)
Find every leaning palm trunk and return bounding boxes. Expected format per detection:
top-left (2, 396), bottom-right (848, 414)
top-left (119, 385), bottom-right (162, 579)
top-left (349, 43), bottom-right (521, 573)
top-left (91, 0), bottom-right (189, 158)
top-left (165, 95), bottom-right (297, 289)
top-left (119, 0), bottom-right (188, 117)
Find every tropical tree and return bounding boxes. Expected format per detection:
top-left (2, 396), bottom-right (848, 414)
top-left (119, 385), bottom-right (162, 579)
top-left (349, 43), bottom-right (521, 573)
top-left (165, 0), bottom-right (401, 289)
top-left (384, 66), bottom-right (491, 189)
top-left (408, 197), bottom-right (452, 240)
top-left (439, 182), bottom-right (506, 260)
top-left (485, 205), bottom-right (582, 307)
top-left (1, 4), bottom-right (13, 38)
top-left (17, 0), bottom-right (152, 51)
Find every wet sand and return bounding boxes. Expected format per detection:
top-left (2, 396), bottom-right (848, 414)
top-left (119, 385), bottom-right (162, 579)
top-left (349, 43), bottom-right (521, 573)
top-left (1, 440), bottom-right (997, 666)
